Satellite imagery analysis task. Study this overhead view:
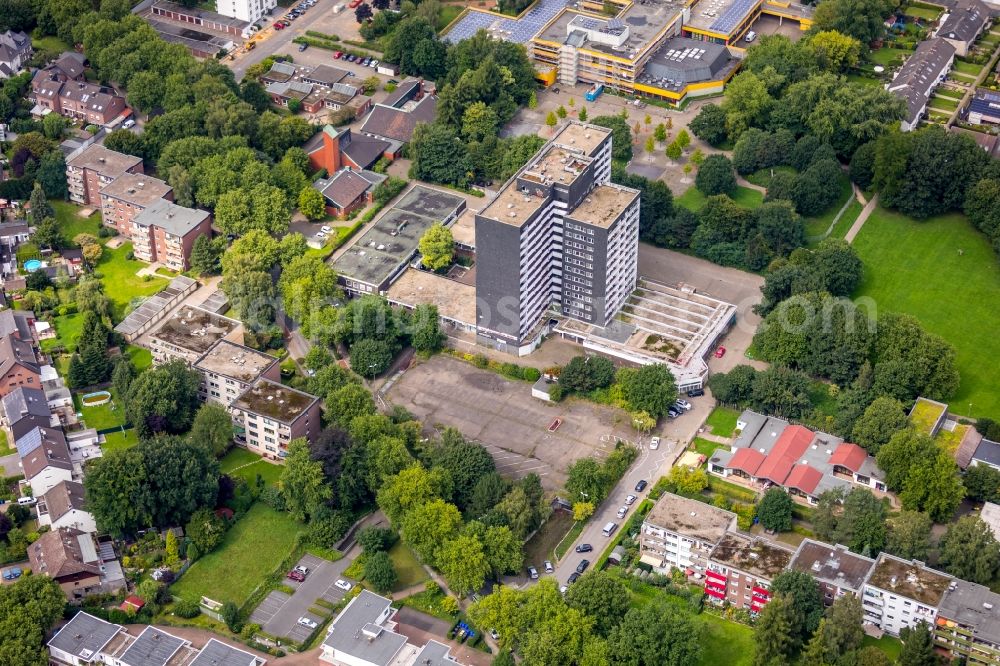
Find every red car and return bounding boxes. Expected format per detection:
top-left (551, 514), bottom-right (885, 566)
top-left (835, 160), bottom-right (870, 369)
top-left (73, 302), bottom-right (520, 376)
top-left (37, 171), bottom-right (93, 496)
top-left (333, 51), bottom-right (343, 59)
top-left (714, 346), bottom-right (726, 358)
top-left (273, 21), bottom-right (284, 28)
top-left (287, 570), bottom-right (305, 582)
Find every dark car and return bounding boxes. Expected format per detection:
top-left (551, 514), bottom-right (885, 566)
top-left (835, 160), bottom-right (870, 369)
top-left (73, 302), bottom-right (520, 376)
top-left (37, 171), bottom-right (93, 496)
top-left (568, 572), bottom-right (580, 584)
top-left (635, 479), bottom-right (648, 492)
top-left (575, 543), bottom-right (593, 553)
top-left (687, 387), bottom-right (705, 397)
top-left (298, 43), bottom-right (308, 51)
top-left (576, 559), bottom-right (590, 574)
top-left (667, 408), bottom-right (680, 418)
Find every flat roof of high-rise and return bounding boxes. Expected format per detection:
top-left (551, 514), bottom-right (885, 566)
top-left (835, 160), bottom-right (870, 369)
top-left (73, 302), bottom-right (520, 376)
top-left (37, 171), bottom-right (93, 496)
top-left (195, 340), bottom-right (278, 383)
top-left (644, 492), bottom-right (735, 544)
top-left (866, 553), bottom-right (952, 607)
top-left (566, 184), bottom-right (639, 229)
top-left (149, 306), bottom-right (240, 355)
top-left (551, 121), bottom-right (612, 155)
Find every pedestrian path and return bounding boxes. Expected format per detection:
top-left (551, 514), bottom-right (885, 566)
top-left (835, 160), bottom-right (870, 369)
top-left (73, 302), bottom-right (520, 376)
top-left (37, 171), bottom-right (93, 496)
top-left (844, 194), bottom-right (880, 244)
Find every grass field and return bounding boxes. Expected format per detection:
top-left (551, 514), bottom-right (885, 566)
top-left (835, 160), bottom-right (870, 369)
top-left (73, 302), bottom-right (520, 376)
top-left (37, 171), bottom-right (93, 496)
top-left (524, 509), bottom-right (574, 564)
top-left (388, 540), bottom-right (428, 591)
top-left (698, 612), bottom-right (755, 666)
top-left (53, 202), bottom-right (101, 244)
top-left (676, 186), bottom-right (763, 213)
top-left (809, 199), bottom-right (863, 247)
top-left (126, 345), bottom-right (153, 371)
top-left (705, 406), bottom-right (740, 437)
top-left (929, 96), bottom-right (960, 111)
top-left (102, 429), bottom-right (139, 452)
top-left (693, 437), bottom-right (727, 458)
top-left (0, 431), bottom-right (12, 456)
top-left (744, 166), bottom-right (795, 189)
top-left (220, 448), bottom-right (284, 487)
top-left (40, 312), bottom-right (85, 353)
top-left (75, 388), bottom-right (126, 430)
top-left (437, 3), bottom-right (463, 30)
top-left (171, 503), bottom-right (304, 605)
top-left (863, 634), bottom-right (902, 661)
top-left (954, 60), bottom-right (983, 76)
top-left (95, 243), bottom-right (167, 318)
top-left (903, 5), bottom-right (940, 19)
top-left (846, 74), bottom-right (882, 87)
top-left (804, 173), bottom-right (854, 239)
top-left (870, 47), bottom-right (912, 68)
top-left (853, 207), bottom-right (1000, 418)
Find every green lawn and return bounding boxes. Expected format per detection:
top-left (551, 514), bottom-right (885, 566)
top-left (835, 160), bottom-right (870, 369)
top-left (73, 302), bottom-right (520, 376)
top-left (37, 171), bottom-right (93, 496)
top-left (705, 406), bottom-right (740, 437)
top-left (95, 243), bottom-right (167, 318)
top-left (846, 74), bottom-right (882, 87)
top-left (102, 429), bottom-right (139, 452)
top-left (171, 503), bottom-right (305, 605)
top-left (804, 173), bottom-right (854, 239)
top-left (744, 165), bottom-right (795, 188)
top-left (853, 207), bottom-right (1000, 419)
top-left (870, 47), bottom-right (912, 68)
top-left (32, 35), bottom-right (71, 54)
top-left (40, 312), bottom-right (85, 353)
top-left (126, 345), bottom-right (153, 371)
top-left (929, 96), bottom-right (960, 111)
top-left (388, 540), bottom-right (428, 591)
top-left (698, 612), bottom-right (755, 666)
top-left (692, 437), bottom-right (727, 458)
top-left (437, 3), bottom-right (463, 30)
top-left (954, 60), bottom-right (983, 76)
top-left (0, 431), bottom-right (12, 456)
top-left (863, 634), bottom-right (902, 661)
top-left (75, 388), bottom-right (126, 430)
top-left (949, 72), bottom-right (978, 83)
top-left (903, 5), bottom-right (940, 19)
top-left (220, 448), bottom-right (284, 487)
top-left (53, 201), bottom-right (101, 244)
top-left (676, 185), bottom-right (763, 213)
top-left (809, 199), bottom-right (863, 248)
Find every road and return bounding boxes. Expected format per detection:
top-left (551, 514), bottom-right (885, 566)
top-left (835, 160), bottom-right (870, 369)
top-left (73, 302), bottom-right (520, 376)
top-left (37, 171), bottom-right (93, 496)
top-left (229, 0), bottom-right (339, 79)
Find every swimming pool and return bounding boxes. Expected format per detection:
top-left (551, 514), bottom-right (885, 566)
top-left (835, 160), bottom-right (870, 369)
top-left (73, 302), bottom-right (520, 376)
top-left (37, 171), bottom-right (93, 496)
top-left (23, 259), bottom-right (42, 272)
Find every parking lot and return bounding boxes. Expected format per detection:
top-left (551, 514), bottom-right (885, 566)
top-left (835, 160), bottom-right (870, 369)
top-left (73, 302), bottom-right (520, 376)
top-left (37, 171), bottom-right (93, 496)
top-left (248, 553), bottom-right (354, 643)
top-left (386, 355), bottom-right (638, 490)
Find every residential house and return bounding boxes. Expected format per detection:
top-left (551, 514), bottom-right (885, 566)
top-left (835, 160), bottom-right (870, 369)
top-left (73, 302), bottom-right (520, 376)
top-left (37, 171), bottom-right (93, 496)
top-left (789, 540), bottom-right (875, 604)
top-left (99, 173), bottom-right (173, 236)
top-left (230, 379), bottom-right (321, 459)
top-left (66, 145), bottom-right (144, 206)
top-left (130, 199), bottom-right (212, 270)
top-left (17, 425), bottom-right (73, 496)
top-left (0, 222), bottom-right (33, 281)
top-left (0, 30), bottom-right (32, 78)
top-left (970, 438), bottom-right (1000, 470)
top-left (266, 78), bottom-right (363, 115)
top-left (306, 126), bottom-right (391, 175)
top-left (0, 307), bottom-right (37, 340)
top-left (193, 339), bottom-right (281, 406)
top-left (37, 480), bottom-right (96, 533)
top-left (301, 64), bottom-right (350, 87)
top-left (705, 532), bottom-right (794, 614)
top-left (861, 553), bottom-right (952, 636)
top-left (937, 0), bottom-right (990, 56)
top-left (887, 37), bottom-right (956, 131)
top-left (0, 332), bottom-right (41, 397)
top-left (320, 589), bottom-right (468, 666)
top-left (707, 411), bottom-right (887, 504)
top-left (4, 384), bottom-right (56, 438)
top-left (358, 80), bottom-right (437, 159)
top-left (260, 60), bottom-right (298, 85)
top-left (28, 528), bottom-right (102, 600)
top-left (147, 306), bottom-right (242, 365)
top-left (967, 88), bottom-right (1000, 125)
top-left (935, 579), bottom-right (1000, 665)
top-left (638, 492), bottom-right (736, 573)
top-left (312, 168), bottom-right (386, 218)
top-left (32, 73), bottom-right (128, 126)
top-left (48, 612), bottom-right (267, 666)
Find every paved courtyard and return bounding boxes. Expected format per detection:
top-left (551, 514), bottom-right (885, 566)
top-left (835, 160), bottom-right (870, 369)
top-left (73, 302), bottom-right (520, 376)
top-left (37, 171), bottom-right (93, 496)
top-left (386, 355), bottom-right (638, 491)
top-left (394, 607), bottom-right (493, 666)
top-left (249, 553), bottom-right (354, 643)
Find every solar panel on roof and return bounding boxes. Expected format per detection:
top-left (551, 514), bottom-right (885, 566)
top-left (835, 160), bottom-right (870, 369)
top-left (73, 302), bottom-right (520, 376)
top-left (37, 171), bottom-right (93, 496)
top-left (608, 17), bottom-right (624, 29)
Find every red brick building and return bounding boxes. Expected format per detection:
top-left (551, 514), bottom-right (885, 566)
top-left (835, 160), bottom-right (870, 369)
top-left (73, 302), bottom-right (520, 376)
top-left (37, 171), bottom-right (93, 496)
top-left (66, 145), bottom-right (144, 206)
top-left (131, 199), bottom-right (212, 271)
top-left (99, 173), bottom-right (173, 236)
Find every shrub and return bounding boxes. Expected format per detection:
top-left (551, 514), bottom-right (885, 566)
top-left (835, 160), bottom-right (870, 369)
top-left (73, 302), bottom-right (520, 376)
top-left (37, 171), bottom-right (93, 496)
top-left (173, 599), bottom-right (201, 618)
top-left (522, 367), bottom-right (541, 382)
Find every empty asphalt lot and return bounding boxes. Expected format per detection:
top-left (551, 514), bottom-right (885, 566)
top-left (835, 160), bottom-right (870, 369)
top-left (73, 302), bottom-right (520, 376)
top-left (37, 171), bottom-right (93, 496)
top-left (386, 355), bottom-right (638, 491)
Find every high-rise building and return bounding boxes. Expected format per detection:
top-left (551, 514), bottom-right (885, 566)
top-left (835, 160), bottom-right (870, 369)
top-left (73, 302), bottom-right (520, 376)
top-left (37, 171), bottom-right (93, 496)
top-left (215, 0), bottom-right (276, 26)
top-left (475, 121), bottom-right (639, 355)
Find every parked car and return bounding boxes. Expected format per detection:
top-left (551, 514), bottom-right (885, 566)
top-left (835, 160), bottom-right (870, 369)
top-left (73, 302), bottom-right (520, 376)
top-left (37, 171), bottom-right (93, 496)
top-left (334, 579), bottom-right (353, 591)
top-left (294, 565), bottom-right (309, 577)
top-left (528, 566), bottom-right (539, 580)
top-left (687, 387), bottom-right (705, 397)
top-left (667, 408), bottom-right (680, 419)
top-left (625, 494), bottom-right (637, 505)
top-left (649, 436), bottom-right (660, 450)
top-left (544, 560), bottom-right (554, 574)
top-left (575, 543), bottom-right (593, 553)
top-left (298, 43), bottom-right (308, 51)
top-left (370, 59), bottom-right (379, 68)
top-left (334, 51), bottom-right (343, 58)
top-left (287, 570), bottom-right (305, 582)
top-left (122, 118), bottom-right (136, 129)
top-left (321, 225), bottom-right (332, 234)
top-left (616, 506), bottom-right (628, 518)
top-left (568, 572), bottom-right (580, 584)
top-left (714, 346), bottom-right (726, 358)
top-left (2, 567), bottom-right (22, 580)
top-left (490, 629), bottom-right (500, 640)
top-left (297, 617), bottom-right (318, 630)
top-left (273, 21), bottom-right (284, 28)
top-left (576, 559), bottom-right (590, 574)
top-left (675, 398), bottom-right (692, 411)
top-left (635, 479), bottom-right (648, 492)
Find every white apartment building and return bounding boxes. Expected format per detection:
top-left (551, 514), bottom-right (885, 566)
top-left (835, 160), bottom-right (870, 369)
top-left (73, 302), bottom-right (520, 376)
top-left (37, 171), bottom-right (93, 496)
top-left (862, 553), bottom-right (952, 636)
top-left (216, 0), bottom-right (277, 26)
top-left (638, 492), bottom-right (736, 572)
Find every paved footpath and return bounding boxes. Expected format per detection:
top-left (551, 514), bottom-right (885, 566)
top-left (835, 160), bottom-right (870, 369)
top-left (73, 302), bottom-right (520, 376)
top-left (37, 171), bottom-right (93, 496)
top-left (844, 194), bottom-right (880, 244)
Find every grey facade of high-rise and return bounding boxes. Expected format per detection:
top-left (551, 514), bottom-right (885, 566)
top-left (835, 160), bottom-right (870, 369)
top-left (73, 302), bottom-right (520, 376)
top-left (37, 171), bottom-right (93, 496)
top-left (475, 121), bottom-right (639, 354)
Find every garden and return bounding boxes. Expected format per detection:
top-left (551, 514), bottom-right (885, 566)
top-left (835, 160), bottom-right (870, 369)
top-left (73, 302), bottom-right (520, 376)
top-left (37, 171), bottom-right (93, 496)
top-left (676, 185), bottom-right (763, 212)
top-left (220, 448), bottom-right (284, 487)
top-left (74, 388), bottom-right (125, 431)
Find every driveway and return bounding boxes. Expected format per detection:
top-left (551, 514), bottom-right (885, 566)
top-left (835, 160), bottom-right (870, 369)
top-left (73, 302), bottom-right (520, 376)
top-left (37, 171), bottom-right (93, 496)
top-left (393, 608), bottom-right (493, 666)
top-left (249, 553), bottom-right (355, 642)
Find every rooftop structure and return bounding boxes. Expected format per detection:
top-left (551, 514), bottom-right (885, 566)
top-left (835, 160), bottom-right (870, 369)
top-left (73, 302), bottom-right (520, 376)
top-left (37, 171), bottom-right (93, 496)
top-left (644, 492), bottom-right (735, 544)
top-left (385, 268), bottom-right (477, 328)
top-left (867, 553), bottom-right (953, 607)
top-left (132, 199), bottom-right (211, 237)
top-left (149, 306), bottom-right (240, 357)
top-left (187, 639), bottom-right (262, 666)
top-left (195, 340), bottom-right (278, 383)
top-left (789, 540), bottom-right (875, 593)
top-left (982, 502), bottom-right (1000, 541)
top-left (637, 37), bottom-right (740, 92)
top-left (710, 532), bottom-right (794, 580)
top-left (67, 145), bottom-right (142, 179)
top-left (359, 95), bottom-right (437, 145)
top-left (232, 379), bottom-right (318, 423)
top-left (937, 0), bottom-right (990, 47)
top-left (118, 626), bottom-right (189, 666)
top-left (321, 590), bottom-right (408, 666)
top-left (29, 527), bottom-right (101, 580)
top-left (936, 579), bottom-right (1000, 654)
top-left (887, 38), bottom-right (956, 129)
top-left (38, 480), bottom-right (87, 525)
top-left (99, 173), bottom-right (173, 208)
top-left (48, 612), bottom-right (123, 663)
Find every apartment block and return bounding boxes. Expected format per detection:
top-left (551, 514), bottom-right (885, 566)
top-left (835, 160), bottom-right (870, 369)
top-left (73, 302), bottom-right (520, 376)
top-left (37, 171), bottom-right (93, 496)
top-left (475, 121), bottom-right (638, 354)
top-left (936, 579), bottom-right (1000, 665)
top-left (230, 379), bottom-right (321, 459)
top-left (131, 199), bottom-right (212, 271)
top-left (638, 492), bottom-right (735, 573)
top-left (705, 532), bottom-right (794, 613)
top-left (147, 306), bottom-right (242, 366)
top-left (99, 173), bottom-right (173, 236)
top-left (66, 145), bottom-right (143, 206)
top-left (194, 339), bottom-right (281, 406)
top-left (789, 540), bottom-right (875, 605)
top-left (862, 553), bottom-right (952, 636)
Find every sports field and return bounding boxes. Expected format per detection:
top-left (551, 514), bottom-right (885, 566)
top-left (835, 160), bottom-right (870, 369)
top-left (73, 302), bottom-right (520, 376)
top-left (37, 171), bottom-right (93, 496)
top-left (853, 207), bottom-right (1000, 418)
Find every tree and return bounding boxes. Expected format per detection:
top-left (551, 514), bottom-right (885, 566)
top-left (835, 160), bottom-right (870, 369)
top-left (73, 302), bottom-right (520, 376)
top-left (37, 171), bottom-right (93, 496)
top-left (27, 182), bottom-right (53, 226)
top-left (355, 2), bottom-right (373, 20)
top-left (695, 154), bottom-right (736, 196)
top-left (164, 529), bottom-right (180, 567)
top-left (186, 507), bottom-right (226, 554)
top-left (645, 136), bottom-right (655, 154)
top-left (898, 623), bottom-right (940, 666)
top-left (813, 0), bottom-right (899, 44)
top-left (565, 571), bottom-right (630, 636)
top-left (364, 550), bottom-right (397, 593)
top-left (137, 436), bottom-right (220, 529)
top-left (964, 464), bottom-right (1000, 503)
top-left (606, 602), bottom-right (700, 665)
top-left (665, 140), bottom-right (682, 161)
top-left (689, 103), bottom-right (728, 146)
top-left (938, 516), bottom-right (1000, 585)
top-left (753, 593), bottom-right (799, 665)
top-left (592, 115), bottom-right (633, 161)
top-left (418, 223), bottom-right (454, 271)
top-left (546, 111), bottom-right (557, 127)
top-left (350, 339), bottom-right (394, 378)
top-left (565, 457), bottom-right (609, 505)
top-left (428, 431), bottom-right (495, 510)
top-left (559, 356), bottom-right (615, 393)
top-left (481, 524), bottom-right (523, 580)
top-left (33, 216), bottom-right (63, 250)
top-left (899, 448), bottom-right (965, 522)
top-left (809, 30), bottom-right (862, 71)
top-left (851, 396), bottom-right (907, 455)
top-left (189, 234), bottom-right (224, 276)
top-left (84, 448), bottom-right (149, 535)
top-left (299, 185), bottom-right (326, 220)
top-left (279, 255), bottom-right (341, 336)
top-left (617, 364), bottom-right (678, 417)
top-left (409, 304), bottom-right (444, 353)
top-left (400, 499), bottom-right (463, 563)
top-left (438, 534), bottom-right (490, 596)
top-left (803, 596), bottom-right (864, 665)
top-left (280, 438), bottom-right (332, 521)
top-left (0, 575), bottom-right (66, 666)
top-left (886, 511), bottom-right (932, 561)
top-left (771, 570), bottom-right (824, 641)
top-left (667, 465), bottom-right (708, 495)
top-left (654, 123), bottom-right (667, 142)
top-left (757, 487), bottom-right (794, 532)
top-left (125, 360), bottom-right (202, 439)
top-left (573, 501), bottom-right (595, 521)
top-left (723, 71), bottom-right (773, 137)
top-left (837, 488), bottom-right (887, 556)
top-left (578, 107), bottom-right (587, 121)
top-left (189, 402), bottom-right (234, 457)
top-left (409, 122), bottom-right (472, 187)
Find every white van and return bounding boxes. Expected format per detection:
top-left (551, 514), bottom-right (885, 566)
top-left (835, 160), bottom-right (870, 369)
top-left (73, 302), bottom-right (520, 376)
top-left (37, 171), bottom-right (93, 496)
top-left (122, 119), bottom-right (136, 129)
top-left (602, 521), bottom-right (618, 537)
top-left (745, 30), bottom-right (757, 43)
top-left (17, 496), bottom-right (36, 506)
